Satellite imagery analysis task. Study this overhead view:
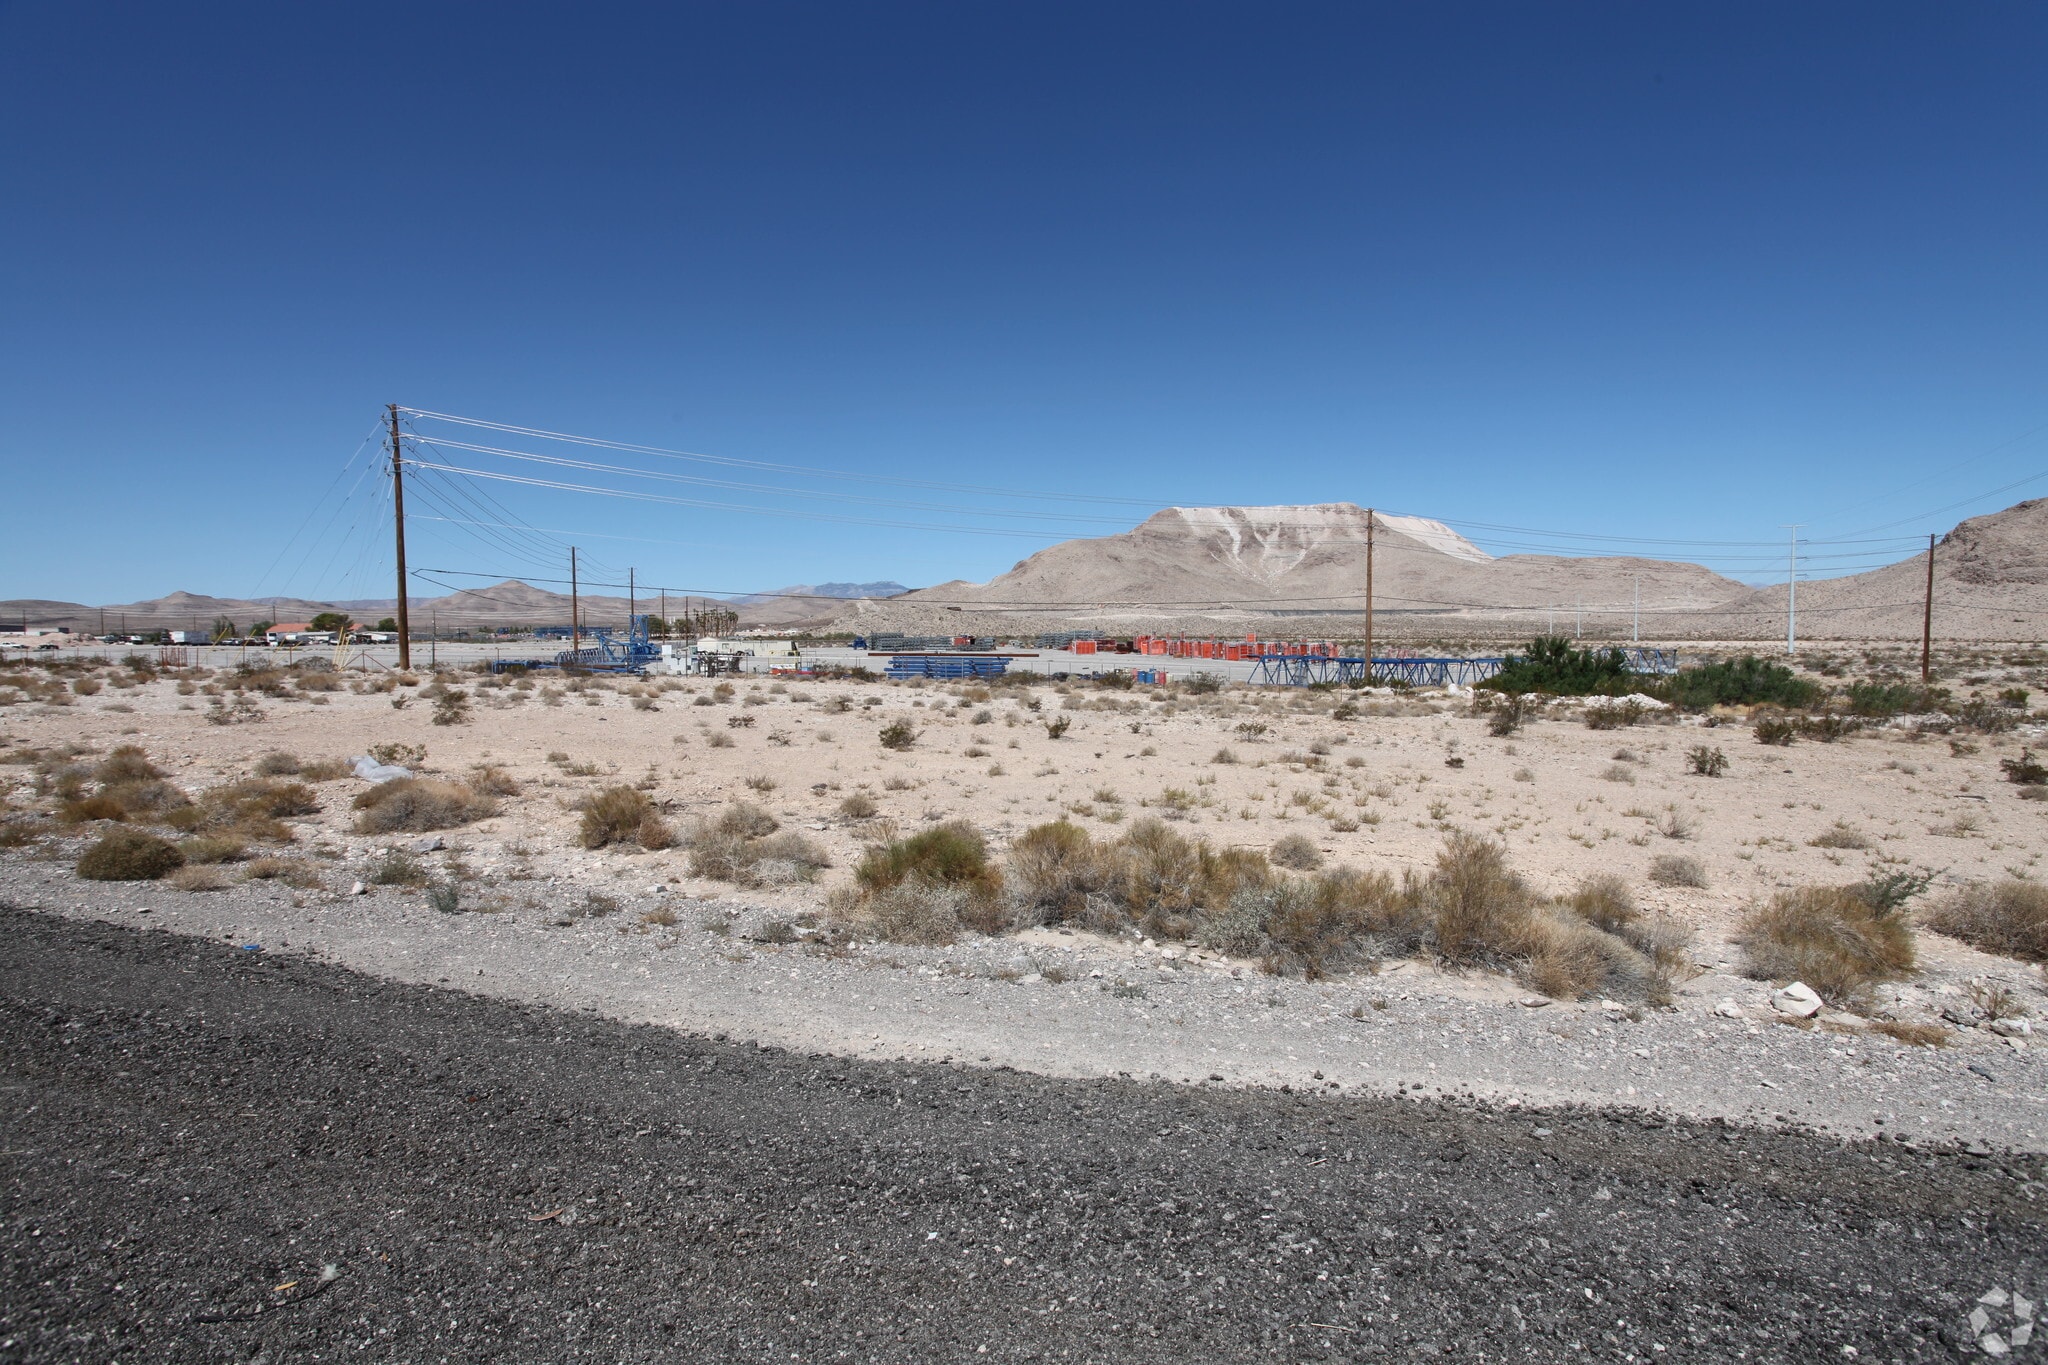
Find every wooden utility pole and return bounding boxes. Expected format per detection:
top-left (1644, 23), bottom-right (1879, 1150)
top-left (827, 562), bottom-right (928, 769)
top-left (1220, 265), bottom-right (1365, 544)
top-left (1363, 508), bottom-right (1375, 683)
top-left (570, 547), bottom-right (581, 658)
top-left (1921, 532), bottom-right (1936, 683)
top-left (389, 404), bottom-right (412, 670)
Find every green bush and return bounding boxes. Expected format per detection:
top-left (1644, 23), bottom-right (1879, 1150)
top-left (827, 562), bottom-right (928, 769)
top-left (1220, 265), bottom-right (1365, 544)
top-left (1482, 638), bottom-right (1634, 697)
top-left (1845, 680), bottom-right (1941, 717)
top-left (77, 828), bottom-right (185, 881)
top-left (856, 821), bottom-right (998, 899)
top-left (1665, 657), bottom-right (1820, 709)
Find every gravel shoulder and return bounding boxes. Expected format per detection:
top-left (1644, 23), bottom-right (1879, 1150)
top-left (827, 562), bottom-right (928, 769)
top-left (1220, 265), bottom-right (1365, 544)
top-left (4, 853), bottom-right (2044, 1155)
top-left (4, 907), bottom-right (2045, 1363)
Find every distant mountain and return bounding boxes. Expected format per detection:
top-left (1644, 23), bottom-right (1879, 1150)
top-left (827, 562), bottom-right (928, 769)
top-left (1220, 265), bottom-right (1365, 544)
top-left (878, 503), bottom-right (1740, 617)
top-left (1704, 497), bottom-right (2048, 639)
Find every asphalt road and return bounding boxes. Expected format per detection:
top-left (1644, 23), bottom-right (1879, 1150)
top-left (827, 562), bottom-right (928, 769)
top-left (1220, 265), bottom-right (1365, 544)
top-left (2, 907), bottom-right (2042, 1364)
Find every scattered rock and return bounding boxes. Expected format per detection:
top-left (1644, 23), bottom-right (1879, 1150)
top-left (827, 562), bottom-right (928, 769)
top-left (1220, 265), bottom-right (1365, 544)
top-left (1988, 1019), bottom-right (2033, 1038)
top-left (1771, 983), bottom-right (1823, 1018)
top-left (349, 881), bottom-right (367, 896)
top-left (410, 836), bottom-right (445, 853)
top-left (1714, 998), bottom-right (1743, 1019)
top-left (1520, 997), bottom-right (1552, 1009)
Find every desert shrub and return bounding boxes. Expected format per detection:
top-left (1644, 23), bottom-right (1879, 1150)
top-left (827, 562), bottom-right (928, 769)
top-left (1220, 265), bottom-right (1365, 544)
top-left (1664, 657), bottom-right (1819, 709)
top-left (1796, 713), bottom-right (1858, 742)
top-left (578, 786), bottom-right (653, 848)
top-left (254, 751), bottom-right (303, 776)
top-left (299, 756), bottom-right (352, 782)
top-left (839, 792), bottom-right (878, 819)
top-left (878, 720), bottom-right (918, 750)
top-left (1648, 854), bottom-right (1707, 888)
top-left (177, 834), bottom-right (247, 864)
top-left (1845, 681), bottom-right (1939, 718)
top-left (1180, 673), bottom-right (1224, 696)
top-left (1269, 833), bottom-right (1323, 871)
top-left (59, 794), bottom-right (128, 824)
top-left (1565, 874), bottom-right (1637, 935)
top-left (77, 828), bottom-right (184, 881)
top-left (1211, 747), bottom-right (1239, 765)
top-left (354, 778), bottom-right (496, 834)
top-left (1426, 832), bottom-right (1537, 967)
top-left (854, 878), bottom-right (970, 946)
top-left (1685, 745), bottom-right (1727, 776)
top-left (1005, 819), bottom-right (1103, 925)
top-left (1256, 867), bottom-right (1415, 979)
top-left (431, 688), bottom-right (471, 725)
top-left (743, 832), bottom-right (830, 886)
top-left (1753, 716), bottom-right (1796, 746)
top-left (103, 777), bottom-right (191, 818)
top-left (93, 745), bottom-right (162, 785)
top-left (1923, 881), bottom-right (2048, 964)
top-left (367, 849), bottom-right (431, 886)
top-left (168, 865), bottom-right (230, 892)
top-left (857, 822), bottom-right (999, 901)
top-left (2000, 749), bottom-right (2047, 786)
top-left (1583, 699), bottom-right (1644, 730)
top-left (72, 677), bottom-right (102, 696)
top-left (1045, 716), bottom-right (1072, 739)
top-left (1808, 821), bottom-right (1870, 850)
top-left (1736, 886), bottom-right (1916, 1003)
top-left (214, 778), bottom-right (318, 818)
top-left (467, 764), bottom-right (520, 797)
top-left (1846, 868), bottom-right (1934, 915)
top-left (682, 804), bottom-right (822, 885)
top-left (368, 742), bottom-right (426, 768)
top-left (1471, 690), bottom-right (1529, 737)
top-left (1482, 638), bottom-right (1634, 697)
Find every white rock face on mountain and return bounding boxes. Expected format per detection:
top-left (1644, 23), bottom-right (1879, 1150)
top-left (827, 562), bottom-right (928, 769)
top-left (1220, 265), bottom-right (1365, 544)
top-left (886, 502), bottom-right (1738, 617)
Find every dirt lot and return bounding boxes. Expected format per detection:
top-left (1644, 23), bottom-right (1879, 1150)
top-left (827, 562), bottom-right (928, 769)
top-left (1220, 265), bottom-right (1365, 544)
top-left (1, 654), bottom-right (2045, 1148)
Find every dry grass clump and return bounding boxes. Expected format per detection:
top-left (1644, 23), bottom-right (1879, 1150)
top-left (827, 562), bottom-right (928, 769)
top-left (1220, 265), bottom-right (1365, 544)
top-left (467, 764), bottom-right (521, 797)
top-left (1648, 854), bottom-right (1708, 888)
top-left (577, 785), bottom-right (669, 849)
top-left (1269, 833), bottom-right (1323, 871)
top-left (77, 827), bottom-right (185, 881)
top-left (299, 756), bottom-right (353, 782)
top-left (1922, 880), bottom-right (2048, 964)
top-left (59, 794), bottom-right (128, 824)
top-left (683, 803), bottom-right (828, 886)
top-left (1736, 886), bottom-right (1916, 1003)
top-left (354, 778), bottom-right (496, 835)
top-left (168, 865), bottom-right (231, 892)
top-left (838, 792), bottom-right (878, 819)
top-left (1808, 821), bottom-right (1871, 850)
top-left (176, 834), bottom-right (247, 864)
top-left (254, 751), bottom-right (303, 776)
top-left (93, 745), bottom-right (162, 785)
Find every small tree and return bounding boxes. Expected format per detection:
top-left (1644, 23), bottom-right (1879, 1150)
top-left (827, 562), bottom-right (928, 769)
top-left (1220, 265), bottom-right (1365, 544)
top-left (309, 611), bottom-right (350, 633)
top-left (376, 617), bottom-right (398, 633)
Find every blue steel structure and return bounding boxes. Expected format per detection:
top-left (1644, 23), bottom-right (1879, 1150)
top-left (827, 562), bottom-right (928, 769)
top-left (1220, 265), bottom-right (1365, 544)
top-left (882, 654), bottom-right (1012, 680)
top-left (494, 615), bottom-right (662, 675)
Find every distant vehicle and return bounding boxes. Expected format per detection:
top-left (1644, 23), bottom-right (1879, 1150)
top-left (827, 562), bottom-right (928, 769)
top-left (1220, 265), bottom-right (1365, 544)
top-left (37, 642), bottom-right (60, 651)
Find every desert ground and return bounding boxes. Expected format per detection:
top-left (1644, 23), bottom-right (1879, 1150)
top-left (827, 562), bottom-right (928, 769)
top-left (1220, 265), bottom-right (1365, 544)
top-left (2, 646), bottom-right (2045, 1152)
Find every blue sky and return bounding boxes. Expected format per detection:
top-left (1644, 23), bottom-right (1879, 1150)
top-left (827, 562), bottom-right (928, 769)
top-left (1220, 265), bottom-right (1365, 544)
top-left (2, 1), bottom-right (2044, 605)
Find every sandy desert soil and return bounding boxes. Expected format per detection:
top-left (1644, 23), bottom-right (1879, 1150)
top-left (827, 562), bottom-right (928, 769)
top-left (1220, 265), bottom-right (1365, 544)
top-left (3, 656), bottom-right (2045, 1149)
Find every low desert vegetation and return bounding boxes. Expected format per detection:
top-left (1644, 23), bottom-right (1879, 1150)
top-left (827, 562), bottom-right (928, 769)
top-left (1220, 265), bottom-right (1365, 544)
top-left (1482, 638), bottom-right (1636, 697)
top-left (1736, 884), bottom-right (1916, 1004)
top-left (682, 802), bottom-right (827, 886)
top-left (354, 777), bottom-right (496, 835)
top-left (1923, 880), bottom-right (2048, 964)
top-left (1648, 854), bottom-right (1708, 888)
top-left (77, 827), bottom-right (185, 881)
top-left (1665, 656), bottom-right (1820, 709)
top-left (578, 785), bottom-right (673, 850)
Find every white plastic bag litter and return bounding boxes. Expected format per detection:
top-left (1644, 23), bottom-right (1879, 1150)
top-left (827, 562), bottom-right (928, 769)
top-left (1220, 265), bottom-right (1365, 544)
top-left (350, 755), bottom-right (413, 784)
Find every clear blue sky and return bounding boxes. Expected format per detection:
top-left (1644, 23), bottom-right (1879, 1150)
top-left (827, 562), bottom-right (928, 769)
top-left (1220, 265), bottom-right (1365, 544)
top-left (3, 1), bottom-right (2044, 605)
